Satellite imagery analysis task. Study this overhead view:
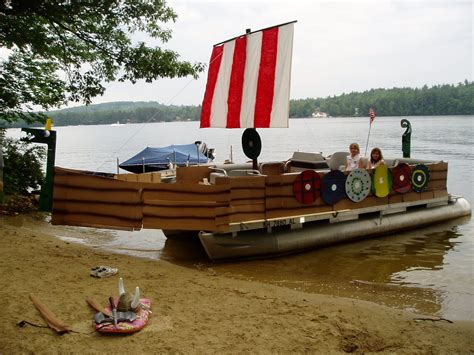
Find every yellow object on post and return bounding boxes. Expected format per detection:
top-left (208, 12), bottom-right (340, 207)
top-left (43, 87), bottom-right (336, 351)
top-left (45, 118), bottom-right (52, 131)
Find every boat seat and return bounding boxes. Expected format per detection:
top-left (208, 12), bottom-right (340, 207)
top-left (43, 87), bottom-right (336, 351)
top-left (327, 152), bottom-right (347, 171)
top-left (259, 161), bottom-right (286, 175)
top-left (288, 152), bottom-right (328, 172)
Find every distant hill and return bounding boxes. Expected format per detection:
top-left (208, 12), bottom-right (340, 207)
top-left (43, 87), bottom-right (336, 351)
top-left (2, 81), bottom-right (472, 128)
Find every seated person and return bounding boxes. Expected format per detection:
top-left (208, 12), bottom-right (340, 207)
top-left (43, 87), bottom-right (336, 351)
top-left (366, 147), bottom-right (385, 169)
top-left (344, 143), bottom-right (364, 171)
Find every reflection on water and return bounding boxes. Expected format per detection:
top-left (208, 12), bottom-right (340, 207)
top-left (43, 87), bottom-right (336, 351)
top-left (161, 217), bottom-right (473, 321)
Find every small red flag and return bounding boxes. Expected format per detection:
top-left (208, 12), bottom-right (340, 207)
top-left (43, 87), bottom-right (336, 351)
top-left (369, 107), bottom-right (375, 124)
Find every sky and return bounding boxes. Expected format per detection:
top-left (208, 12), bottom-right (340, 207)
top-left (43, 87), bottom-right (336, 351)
top-left (93, 0), bottom-right (472, 106)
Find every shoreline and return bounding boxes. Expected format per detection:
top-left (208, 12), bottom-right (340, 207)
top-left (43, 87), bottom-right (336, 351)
top-left (0, 214), bottom-right (473, 353)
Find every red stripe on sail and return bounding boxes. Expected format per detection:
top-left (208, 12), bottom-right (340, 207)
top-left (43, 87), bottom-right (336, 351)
top-left (200, 45), bottom-right (224, 128)
top-left (226, 36), bottom-right (247, 128)
top-left (254, 27), bottom-right (279, 128)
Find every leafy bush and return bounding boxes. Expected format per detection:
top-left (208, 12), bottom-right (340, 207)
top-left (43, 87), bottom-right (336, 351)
top-left (0, 132), bottom-right (45, 196)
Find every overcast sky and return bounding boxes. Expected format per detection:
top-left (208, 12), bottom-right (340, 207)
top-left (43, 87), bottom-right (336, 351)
top-left (94, 0), bottom-right (472, 106)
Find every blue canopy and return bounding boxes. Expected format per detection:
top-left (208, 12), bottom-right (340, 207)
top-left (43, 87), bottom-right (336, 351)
top-left (119, 144), bottom-right (208, 173)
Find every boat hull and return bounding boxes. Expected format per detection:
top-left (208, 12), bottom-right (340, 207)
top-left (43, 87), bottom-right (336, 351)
top-left (198, 197), bottom-right (471, 261)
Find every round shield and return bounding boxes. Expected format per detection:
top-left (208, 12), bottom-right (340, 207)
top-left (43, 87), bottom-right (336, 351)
top-left (293, 170), bottom-right (321, 204)
top-left (411, 164), bottom-right (430, 192)
top-left (241, 128), bottom-right (262, 160)
top-left (391, 163), bottom-right (412, 193)
top-left (321, 170), bottom-right (347, 205)
top-left (345, 169), bottom-right (371, 202)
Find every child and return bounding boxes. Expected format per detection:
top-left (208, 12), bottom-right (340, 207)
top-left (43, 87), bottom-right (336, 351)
top-left (345, 143), bottom-right (364, 171)
top-left (366, 147), bottom-right (385, 169)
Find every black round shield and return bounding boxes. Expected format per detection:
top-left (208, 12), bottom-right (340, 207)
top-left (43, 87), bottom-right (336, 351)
top-left (321, 170), bottom-right (347, 205)
top-left (411, 164), bottom-right (430, 192)
top-left (241, 128), bottom-right (262, 160)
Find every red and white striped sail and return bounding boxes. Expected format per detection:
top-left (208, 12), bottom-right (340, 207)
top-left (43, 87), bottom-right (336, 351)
top-left (200, 22), bottom-right (295, 128)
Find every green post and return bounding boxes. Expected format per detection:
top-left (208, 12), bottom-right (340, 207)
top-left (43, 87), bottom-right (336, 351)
top-left (0, 148), bottom-right (4, 203)
top-left (400, 119), bottom-right (412, 158)
top-left (21, 128), bottom-right (56, 212)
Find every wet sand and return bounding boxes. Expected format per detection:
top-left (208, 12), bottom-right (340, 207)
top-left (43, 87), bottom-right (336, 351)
top-left (0, 214), bottom-right (473, 353)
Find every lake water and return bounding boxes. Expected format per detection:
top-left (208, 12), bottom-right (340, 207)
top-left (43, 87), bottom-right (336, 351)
top-left (6, 116), bottom-right (474, 321)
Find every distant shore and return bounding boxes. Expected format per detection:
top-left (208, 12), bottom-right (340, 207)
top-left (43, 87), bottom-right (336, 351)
top-left (0, 213), bottom-right (473, 353)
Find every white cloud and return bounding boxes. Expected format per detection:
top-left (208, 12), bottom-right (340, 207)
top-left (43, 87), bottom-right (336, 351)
top-left (90, 0), bottom-right (472, 106)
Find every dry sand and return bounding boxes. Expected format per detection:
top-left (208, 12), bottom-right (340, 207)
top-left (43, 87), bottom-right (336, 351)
top-left (0, 213), bottom-right (473, 354)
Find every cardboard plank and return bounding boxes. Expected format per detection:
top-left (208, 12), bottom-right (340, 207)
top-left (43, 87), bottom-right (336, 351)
top-left (143, 190), bottom-right (230, 202)
top-left (434, 189), bottom-right (448, 198)
top-left (265, 173), bottom-right (299, 186)
top-left (427, 162), bottom-right (448, 172)
top-left (143, 217), bottom-right (216, 231)
top-left (51, 212), bottom-right (141, 230)
top-left (420, 191), bottom-right (435, 200)
top-left (265, 185), bottom-right (295, 197)
top-left (403, 192), bottom-right (421, 202)
top-left (265, 196), bottom-right (327, 210)
top-left (266, 205), bottom-right (333, 219)
top-left (231, 188), bottom-right (266, 200)
top-left (53, 200), bottom-right (142, 220)
top-left (144, 205), bottom-right (216, 218)
top-left (176, 166), bottom-right (211, 184)
top-left (388, 194), bottom-right (404, 204)
top-left (230, 213), bottom-right (266, 223)
top-left (54, 186), bottom-right (141, 204)
top-left (144, 199), bottom-right (228, 207)
top-left (334, 196), bottom-right (389, 211)
top-left (55, 173), bottom-right (143, 190)
top-left (144, 182), bottom-right (230, 194)
top-left (230, 198), bottom-right (266, 206)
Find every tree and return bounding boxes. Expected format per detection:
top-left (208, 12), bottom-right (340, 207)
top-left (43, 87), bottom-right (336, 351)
top-left (0, 0), bottom-right (205, 123)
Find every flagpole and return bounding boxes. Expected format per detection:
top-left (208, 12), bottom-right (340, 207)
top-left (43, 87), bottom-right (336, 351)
top-left (365, 107), bottom-right (375, 156)
top-left (364, 122), bottom-right (372, 156)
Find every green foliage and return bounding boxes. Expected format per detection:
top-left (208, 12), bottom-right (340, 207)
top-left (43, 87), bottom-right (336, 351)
top-left (1, 135), bottom-right (45, 195)
top-left (289, 81), bottom-right (474, 118)
top-left (0, 0), bottom-right (205, 124)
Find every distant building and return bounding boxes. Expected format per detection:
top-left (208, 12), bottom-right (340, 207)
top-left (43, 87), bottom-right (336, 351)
top-left (312, 110), bottom-right (329, 118)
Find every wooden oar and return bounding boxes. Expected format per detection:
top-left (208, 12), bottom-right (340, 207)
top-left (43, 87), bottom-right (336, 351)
top-left (29, 294), bottom-right (72, 334)
top-left (85, 297), bottom-right (113, 317)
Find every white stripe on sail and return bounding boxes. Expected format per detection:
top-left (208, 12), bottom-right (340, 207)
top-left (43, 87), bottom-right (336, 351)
top-left (210, 40), bottom-right (236, 127)
top-left (239, 31), bottom-right (263, 128)
top-left (270, 23), bottom-right (294, 128)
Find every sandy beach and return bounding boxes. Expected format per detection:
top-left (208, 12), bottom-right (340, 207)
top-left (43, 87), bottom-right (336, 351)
top-left (0, 213), bottom-right (473, 354)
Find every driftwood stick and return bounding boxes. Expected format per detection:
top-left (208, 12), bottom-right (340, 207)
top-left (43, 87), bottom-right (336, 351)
top-left (413, 316), bottom-right (453, 324)
top-left (29, 294), bottom-right (72, 334)
top-left (86, 297), bottom-right (113, 317)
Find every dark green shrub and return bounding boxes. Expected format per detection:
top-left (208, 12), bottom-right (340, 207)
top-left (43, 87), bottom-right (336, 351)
top-left (1, 133), bottom-right (45, 196)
